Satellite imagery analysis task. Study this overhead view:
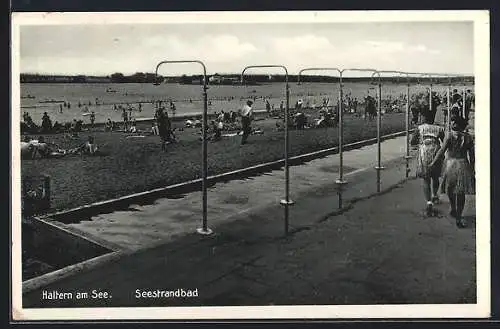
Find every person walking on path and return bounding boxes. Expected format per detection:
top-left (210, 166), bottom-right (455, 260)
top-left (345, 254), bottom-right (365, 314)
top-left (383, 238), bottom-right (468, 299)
top-left (430, 116), bottom-right (475, 228)
top-left (411, 110), bottom-right (445, 216)
top-left (240, 100), bottom-right (253, 145)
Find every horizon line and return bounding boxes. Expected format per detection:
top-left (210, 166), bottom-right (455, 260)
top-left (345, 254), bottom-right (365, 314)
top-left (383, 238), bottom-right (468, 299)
top-left (19, 72), bottom-right (475, 77)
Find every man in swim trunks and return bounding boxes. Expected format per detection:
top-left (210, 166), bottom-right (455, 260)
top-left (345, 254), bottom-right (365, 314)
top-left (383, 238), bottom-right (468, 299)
top-left (240, 100), bottom-right (254, 145)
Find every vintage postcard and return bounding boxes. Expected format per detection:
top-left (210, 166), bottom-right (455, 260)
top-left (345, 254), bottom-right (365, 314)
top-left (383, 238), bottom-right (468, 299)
top-left (11, 10), bottom-right (490, 320)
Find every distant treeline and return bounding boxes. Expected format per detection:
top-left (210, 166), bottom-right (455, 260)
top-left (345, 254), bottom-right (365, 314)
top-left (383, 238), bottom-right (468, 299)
top-left (239, 74), bottom-right (474, 84)
top-left (20, 73), bottom-right (474, 85)
top-left (20, 72), bottom-right (164, 84)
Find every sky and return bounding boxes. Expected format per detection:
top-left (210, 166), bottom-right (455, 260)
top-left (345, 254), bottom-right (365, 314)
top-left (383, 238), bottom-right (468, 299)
top-left (19, 21), bottom-right (474, 76)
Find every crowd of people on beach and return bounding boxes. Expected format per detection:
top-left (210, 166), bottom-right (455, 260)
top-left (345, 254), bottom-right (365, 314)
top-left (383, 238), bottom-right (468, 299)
top-left (21, 85), bottom-right (476, 236)
top-left (408, 88), bottom-right (474, 127)
top-left (22, 111), bottom-right (85, 135)
top-left (21, 87), bottom-right (474, 158)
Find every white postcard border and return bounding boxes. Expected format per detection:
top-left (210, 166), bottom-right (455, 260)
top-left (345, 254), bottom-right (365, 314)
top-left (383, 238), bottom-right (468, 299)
top-left (11, 10), bottom-right (491, 320)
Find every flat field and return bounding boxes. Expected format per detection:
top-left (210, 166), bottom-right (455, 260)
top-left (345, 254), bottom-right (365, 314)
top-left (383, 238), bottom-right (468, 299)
top-left (22, 112), bottom-right (407, 211)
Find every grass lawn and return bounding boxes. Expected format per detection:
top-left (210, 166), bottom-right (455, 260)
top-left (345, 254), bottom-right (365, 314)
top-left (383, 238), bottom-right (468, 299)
top-left (21, 112), bottom-right (407, 211)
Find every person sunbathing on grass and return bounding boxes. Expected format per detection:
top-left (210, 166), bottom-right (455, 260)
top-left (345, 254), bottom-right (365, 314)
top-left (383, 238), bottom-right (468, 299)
top-left (81, 136), bottom-right (98, 155)
top-left (276, 119), bottom-right (284, 131)
top-left (33, 136), bottom-right (52, 158)
top-left (129, 120), bottom-right (138, 133)
top-left (64, 135), bottom-right (109, 157)
top-left (315, 110), bottom-right (334, 128)
top-left (27, 136), bottom-right (67, 159)
top-left (294, 112), bottom-right (307, 130)
top-left (21, 137), bottom-right (37, 159)
top-left (209, 120), bottom-right (223, 142)
top-left (38, 135), bottom-right (106, 158)
top-left (105, 118), bottom-right (113, 132)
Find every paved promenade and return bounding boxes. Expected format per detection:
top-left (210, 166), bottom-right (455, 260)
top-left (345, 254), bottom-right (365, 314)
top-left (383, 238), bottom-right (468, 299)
top-left (22, 135), bottom-right (476, 309)
top-left (54, 136), bottom-right (410, 251)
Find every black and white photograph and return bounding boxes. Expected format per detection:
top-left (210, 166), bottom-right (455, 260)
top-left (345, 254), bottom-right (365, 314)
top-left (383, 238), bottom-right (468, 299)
top-left (11, 11), bottom-right (490, 320)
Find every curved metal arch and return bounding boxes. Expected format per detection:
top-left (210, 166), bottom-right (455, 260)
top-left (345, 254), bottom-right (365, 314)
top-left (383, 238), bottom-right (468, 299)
top-left (241, 65), bottom-right (289, 84)
top-left (155, 60), bottom-right (207, 79)
top-left (154, 59), bottom-right (212, 235)
top-left (375, 70), bottom-right (413, 177)
top-left (343, 68), bottom-right (380, 76)
top-left (297, 67), bottom-right (342, 85)
top-left (296, 67), bottom-right (348, 209)
top-left (374, 70), bottom-right (410, 82)
top-left (240, 64), bottom-right (292, 236)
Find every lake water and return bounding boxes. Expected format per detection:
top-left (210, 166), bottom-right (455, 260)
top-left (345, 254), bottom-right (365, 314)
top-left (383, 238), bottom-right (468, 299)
top-left (20, 82), bottom-right (472, 125)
